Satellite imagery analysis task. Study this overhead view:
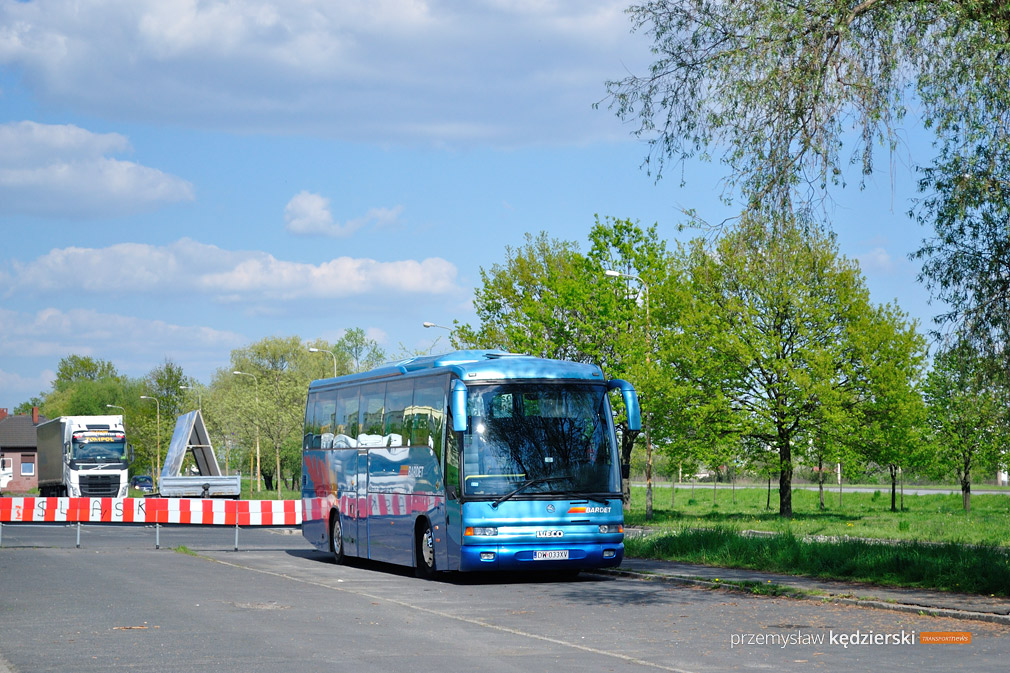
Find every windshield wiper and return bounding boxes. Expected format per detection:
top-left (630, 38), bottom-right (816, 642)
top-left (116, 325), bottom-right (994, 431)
top-left (491, 476), bottom-right (569, 509)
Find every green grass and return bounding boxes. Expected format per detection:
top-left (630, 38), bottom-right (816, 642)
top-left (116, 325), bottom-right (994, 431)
top-left (628, 485), bottom-right (1010, 546)
top-left (238, 479), bottom-right (299, 501)
top-left (625, 526), bottom-right (1010, 596)
top-left (624, 485), bottom-right (1010, 595)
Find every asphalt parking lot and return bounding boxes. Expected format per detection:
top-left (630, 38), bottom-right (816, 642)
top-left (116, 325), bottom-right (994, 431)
top-left (0, 524), bottom-right (1005, 672)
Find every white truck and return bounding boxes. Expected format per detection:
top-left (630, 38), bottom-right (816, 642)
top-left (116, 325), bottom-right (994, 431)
top-left (36, 415), bottom-right (132, 498)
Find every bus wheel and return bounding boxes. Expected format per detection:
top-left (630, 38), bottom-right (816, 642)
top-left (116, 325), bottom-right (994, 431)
top-left (415, 520), bottom-right (435, 579)
top-left (330, 512), bottom-right (344, 565)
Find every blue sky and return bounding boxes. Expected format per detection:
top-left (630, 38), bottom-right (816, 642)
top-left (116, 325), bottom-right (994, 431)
top-left (0, 0), bottom-right (938, 413)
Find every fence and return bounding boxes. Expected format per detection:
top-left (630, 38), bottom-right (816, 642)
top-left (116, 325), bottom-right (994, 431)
top-left (0, 496), bottom-right (302, 550)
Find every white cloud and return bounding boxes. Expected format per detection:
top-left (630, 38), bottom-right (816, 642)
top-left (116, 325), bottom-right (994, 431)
top-left (283, 190), bottom-right (404, 237)
top-left (857, 247), bottom-right (895, 274)
top-left (0, 306), bottom-right (244, 355)
top-left (7, 238), bottom-right (461, 300)
top-left (0, 121), bottom-right (194, 218)
top-left (0, 367), bottom-right (55, 404)
top-left (284, 191), bottom-right (335, 235)
top-left (0, 306), bottom-right (246, 405)
top-left (0, 1), bottom-right (646, 146)
top-left (202, 254), bottom-right (458, 298)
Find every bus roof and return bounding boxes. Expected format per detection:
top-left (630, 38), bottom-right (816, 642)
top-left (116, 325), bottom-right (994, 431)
top-left (309, 350), bottom-right (606, 389)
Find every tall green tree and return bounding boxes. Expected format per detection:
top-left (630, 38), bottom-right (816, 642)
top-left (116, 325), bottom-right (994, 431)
top-left (131, 359), bottom-right (190, 481)
top-left (457, 217), bottom-right (669, 510)
top-left (37, 354), bottom-right (136, 419)
top-left (455, 231), bottom-right (602, 362)
top-left (52, 355), bottom-right (121, 390)
top-left (604, 1), bottom-right (1007, 204)
top-left (913, 141), bottom-right (1010, 367)
top-left (210, 336), bottom-right (321, 497)
top-left (606, 1), bottom-right (1010, 367)
top-left (336, 328), bottom-right (386, 373)
top-left (592, 217), bottom-right (670, 516)
top-left (923, 336), bottom-right (1009, 512)
top-left (672, 217), bottom-right (903, 516)
top-left (850, 304), bottom-right (929, 511)
top-left (912, 1), bottom-right (1010, 359)
top-left (603, 0), bottom-right (920, 211)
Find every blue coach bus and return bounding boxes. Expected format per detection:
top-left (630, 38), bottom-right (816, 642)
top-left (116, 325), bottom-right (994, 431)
top-left (301, 350), bottom-right (641, 577)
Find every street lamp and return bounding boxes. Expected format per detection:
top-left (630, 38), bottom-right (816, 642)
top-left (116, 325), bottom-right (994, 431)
top-left (423, 322), bottom-right (453, 354)
top-left (233, 371), bottom-right (261, 493)
top-left (308, 347), bottom-right (338, 378)
top-left (423, 321), bottom-right (453, 355)
top-left (105, 404), bottom-right (125, 418)
top-left (179, 385), bottom-right (202, 412)
top-left (139, 396), bottom-right (161, 490)
top-left (604, 268), bottom-right (654, 521)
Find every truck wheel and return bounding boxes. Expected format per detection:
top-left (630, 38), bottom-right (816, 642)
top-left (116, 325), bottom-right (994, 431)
top-left (329, 512), bottom-right (344, 565)
top-left (415, 520), bottom-right (435, 579)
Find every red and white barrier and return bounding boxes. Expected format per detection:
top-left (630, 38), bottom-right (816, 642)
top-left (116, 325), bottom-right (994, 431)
top-left (0, 497), bottom-right (301, 526)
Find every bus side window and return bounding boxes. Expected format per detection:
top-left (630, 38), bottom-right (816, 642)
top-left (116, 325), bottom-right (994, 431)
top-left (303, 391), bottom-right (319, 450)
top-left (445, 412), bottom-right (460, 499)
top-left (383, 379), bottom-right (413, 448)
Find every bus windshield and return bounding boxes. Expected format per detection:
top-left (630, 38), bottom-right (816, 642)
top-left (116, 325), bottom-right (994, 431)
top-left (71, 431), bottom-right (128, 462)
top-left (462, 383), bottom-right (620, 498)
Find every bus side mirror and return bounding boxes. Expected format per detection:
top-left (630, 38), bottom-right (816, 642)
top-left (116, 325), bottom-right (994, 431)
top-left (608, 379), bottom-right (641, 431)
top-left (451, 379), bottom-right (468, 432)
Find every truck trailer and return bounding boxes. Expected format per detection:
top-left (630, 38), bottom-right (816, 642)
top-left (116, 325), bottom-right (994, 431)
top-left (36, 415), bottom-right (132, 498)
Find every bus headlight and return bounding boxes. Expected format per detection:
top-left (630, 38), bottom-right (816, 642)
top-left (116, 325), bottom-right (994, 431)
top-left (465, 527), bottom-right (498, 536)
top-left (599, 524), bottom-right (623, 534)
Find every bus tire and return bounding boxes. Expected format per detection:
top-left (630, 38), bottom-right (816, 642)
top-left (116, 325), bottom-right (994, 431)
top-left (329, 511), bottom-right (344, 565)
top-left (415, 519), bottom-right (435, 579)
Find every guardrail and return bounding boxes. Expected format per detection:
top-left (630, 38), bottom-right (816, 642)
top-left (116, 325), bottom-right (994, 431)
top-left (0, 497), bottom-right (302, 550)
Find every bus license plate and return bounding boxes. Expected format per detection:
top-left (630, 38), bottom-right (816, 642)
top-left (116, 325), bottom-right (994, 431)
top-left (534, 550), bottom-right (569, 561)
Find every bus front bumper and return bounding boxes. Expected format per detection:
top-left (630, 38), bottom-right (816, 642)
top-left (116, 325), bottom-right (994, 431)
top-left (459, 541), bottom-right (624, 572)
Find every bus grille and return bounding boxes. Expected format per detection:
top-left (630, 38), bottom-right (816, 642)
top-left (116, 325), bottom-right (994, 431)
top-left (80, 475), bottom-right (121, 497)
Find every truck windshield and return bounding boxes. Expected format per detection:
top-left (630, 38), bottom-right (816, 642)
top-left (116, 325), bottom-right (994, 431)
top-left (461, 383), bottom-right (620, 498)
top-left (71, 432), bottom-right (128, 462)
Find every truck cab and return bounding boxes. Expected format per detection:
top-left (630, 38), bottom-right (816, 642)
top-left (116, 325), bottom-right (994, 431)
top-left (37, 416), bottom-right (132, 498)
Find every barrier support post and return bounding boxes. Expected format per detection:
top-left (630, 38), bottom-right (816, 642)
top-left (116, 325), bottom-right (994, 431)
top-left (156, 522), bottom-right (160, 550)
top-left (76, 522), bottom-right (81, 549)
top-left (234, 523), bottom-right (239, 552)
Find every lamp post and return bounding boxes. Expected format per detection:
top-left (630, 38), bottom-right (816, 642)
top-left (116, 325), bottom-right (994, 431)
top-left (139, 396), bottom-right (161, 490)
top-left (423, 321), bottom-right (452, 354)
top-left (604, 268), bottom-right (653, 521)
top-left (179, 385), bottom-right (202, 412)
top-left (233, 371), bottom-right (261, 493)
top-left (105, 404), bottom-right (125, 419)
top-left (308, 347), bottom-right (338, 378)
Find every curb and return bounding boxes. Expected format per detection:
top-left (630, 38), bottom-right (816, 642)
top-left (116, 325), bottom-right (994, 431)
top-left (590, 567), bottom-right (1010, 626)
